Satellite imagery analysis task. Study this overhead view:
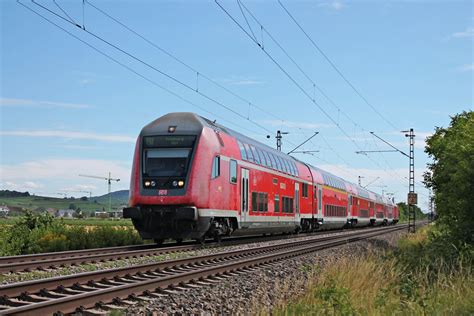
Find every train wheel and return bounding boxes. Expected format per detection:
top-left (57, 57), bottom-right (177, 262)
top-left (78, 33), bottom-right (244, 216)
top-left (154, 239), bottom-right (164, 246)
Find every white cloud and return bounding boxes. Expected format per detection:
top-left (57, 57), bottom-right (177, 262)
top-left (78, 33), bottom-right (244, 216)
top-left (318, 0), bottom-right (346, 11)
top-left (0, 130), bottom-right (135, 143)
top-left (452, 27), bottom-right (474, 38)
top-left (0, 97), bottom-right (92, 109)
top-left (1, 159), bottom-right (131, 183)
top-left (458, 63), bottom-right (474, 72)
top-left (0, 181), bottom-right (44, 191)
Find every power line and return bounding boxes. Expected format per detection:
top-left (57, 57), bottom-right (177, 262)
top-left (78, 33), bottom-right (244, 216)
top-left (85, 0), bottom-right (284, 123)
top-left (30, 0), bottom-right (274, 135)
top-left (278, 0), bottom-right (399, 131)
top-left (215, 0), bottom-right (366, 152)
top-left (17, 1), bottom-right (261, 137)
top-left (216, 1), bottom-right (422, 195)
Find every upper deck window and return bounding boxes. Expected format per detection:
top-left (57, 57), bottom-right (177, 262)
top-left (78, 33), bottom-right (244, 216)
top-left (250, 145), bottom-right (261, 165)
top-left (237, 141), bottom-right (247, 160)
top-left (243, 143), bottom-right (254, 162)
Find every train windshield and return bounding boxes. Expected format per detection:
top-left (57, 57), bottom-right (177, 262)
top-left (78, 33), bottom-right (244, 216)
top-left (144, 148), bottom-right (191, 177)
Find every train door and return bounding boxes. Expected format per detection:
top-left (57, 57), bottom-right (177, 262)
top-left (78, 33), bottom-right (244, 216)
top-left (348, 194), bottom-right (352, 218)
top-left (295, 183), bottom-right (300, 224)
top-left (240, 168), bottom-right (249, 226)
top-left (317, 185), bottom-right (322, 218)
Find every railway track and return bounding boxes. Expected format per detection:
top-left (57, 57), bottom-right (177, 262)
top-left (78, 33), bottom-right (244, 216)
top-left (0, 226), bottom-right (375, 274)
top-left (0, 224), bottom-right (407, 315)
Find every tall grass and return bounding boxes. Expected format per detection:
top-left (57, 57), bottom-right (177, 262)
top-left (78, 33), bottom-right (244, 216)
top-left (275, 226), bottom-right (474, 315)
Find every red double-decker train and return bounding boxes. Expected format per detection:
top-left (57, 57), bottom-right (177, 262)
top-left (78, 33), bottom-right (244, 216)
top-left (124, 113), bottom-right (398, 243)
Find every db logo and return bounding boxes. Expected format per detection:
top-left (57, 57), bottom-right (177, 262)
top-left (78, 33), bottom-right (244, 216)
top-left (158, 190), bottom-right (168, 196)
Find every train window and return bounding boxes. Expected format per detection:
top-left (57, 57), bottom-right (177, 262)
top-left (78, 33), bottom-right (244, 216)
top-left (257, 148), bottom-right (268, 167)
top-left (229, 159), bottom-right (237, 184)
top-left (318, 188), bottom-right (322, 211)
top-left (302, 183), bottom-right (308, 198)
top-left (243, 143), bottom-right (254, 162)
top-left (274, 194), bottom-right (280, 213)
top-left (280, 158), bottom-right (287, 173)
top-left (252, 192), bottom-right (258, 212)
top-left (143, 148), bottom-right (191, 177)
top-left (269, 153), bottom-right (277, 169)
top-left (238, 141), bottom-right (247, 161)
top-left (250, 145), bottom-right (261, 165)
top-left (211, 156), bottom-right (220, 179)
top-left (283, 159), bottom-right (291, 174)
top-left (288, 161), bottom-right (294, 176)
top-left (275, 155), bottom-right (283, 172)
top-left (290, 161), bottom-right (297, 176)
top-left (263, 151), bottom-right (272, 168)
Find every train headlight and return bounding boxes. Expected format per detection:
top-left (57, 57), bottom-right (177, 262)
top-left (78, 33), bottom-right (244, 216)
top-left (151, 181), bottom-right (156, 187)
top-left (178, 180), bottom-right (185, 187)
top-left (144, 181), bottom-right (151, 187)
top-left (172, 180), bottom-right (178, 187)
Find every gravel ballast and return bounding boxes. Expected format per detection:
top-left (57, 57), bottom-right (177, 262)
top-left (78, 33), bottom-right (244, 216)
top-left (0, 228), bottom-right (377, 285)
top-left (123, 229), bottom-right (407, 315)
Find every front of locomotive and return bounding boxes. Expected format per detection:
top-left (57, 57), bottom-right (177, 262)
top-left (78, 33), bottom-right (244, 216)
top-left (124, 113), bottom-right (213, 242)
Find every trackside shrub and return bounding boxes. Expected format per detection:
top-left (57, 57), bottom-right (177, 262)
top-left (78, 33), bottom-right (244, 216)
top-left (0, 211), bottom-right (143, 255)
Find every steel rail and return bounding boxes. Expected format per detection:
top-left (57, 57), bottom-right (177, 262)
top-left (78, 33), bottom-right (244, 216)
top-left (0, 226), bottom-right (375, 273)
top-left (0, 225), bottom-right (408, 315)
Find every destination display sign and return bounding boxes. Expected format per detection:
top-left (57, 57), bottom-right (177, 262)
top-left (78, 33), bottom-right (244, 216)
top-left (143, 135), bottom-right (196, 148)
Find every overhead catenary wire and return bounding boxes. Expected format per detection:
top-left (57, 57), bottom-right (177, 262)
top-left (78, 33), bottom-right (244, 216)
top-left (216, 1), bottom-right (423, 196)
top-left (277, 0), bottom-right (399, 131)
top-left (215, 0), bottom-right (368, 152)
top-left (30, 0), bottom-right (274, 135)
top-left (17, 1), bottom-right (262, 137)
top-left (85, 0), bottom-right (284, 123)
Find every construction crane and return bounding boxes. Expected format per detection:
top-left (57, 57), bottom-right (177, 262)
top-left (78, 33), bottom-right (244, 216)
top-left (79, 172), bottom-right (120, 213)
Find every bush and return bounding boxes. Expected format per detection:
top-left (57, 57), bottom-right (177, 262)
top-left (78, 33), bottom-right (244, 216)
top-left (0, 211), bottom-right (143, 255)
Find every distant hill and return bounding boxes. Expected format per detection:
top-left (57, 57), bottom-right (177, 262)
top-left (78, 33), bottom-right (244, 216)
top-left (0, 190), bottom-right (30, 198)
top-left (92, 190), bottom-right (129, 205)
top-left (0, 190), bottom-right (129, 215)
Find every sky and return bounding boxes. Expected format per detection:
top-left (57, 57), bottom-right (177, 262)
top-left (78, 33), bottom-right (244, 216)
top-left (1, 0), bottom-right (472, 211)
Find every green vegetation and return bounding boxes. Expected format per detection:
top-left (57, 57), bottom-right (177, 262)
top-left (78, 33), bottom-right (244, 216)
top-left (276, 111), bottom-right (474, 315)
top-left (0, 211), bottom-right (143, 256)
top-left (0, 217), bottom-right (133, 227)
top-left (397, 202), bottom-right (426, 222)
top-left (424, 110), bottom-right (474, 247)
top-left (275, 226), bottom-right (473, 315)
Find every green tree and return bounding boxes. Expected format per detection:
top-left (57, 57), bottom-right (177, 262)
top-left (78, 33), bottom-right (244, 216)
top-left (397, 202), bottom-right (425, 222)
top-left (424, 111), bottom-right (474, 245)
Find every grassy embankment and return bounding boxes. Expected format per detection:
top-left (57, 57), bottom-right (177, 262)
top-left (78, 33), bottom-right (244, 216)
top-left (275, 225), bottom-right (474, 315)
